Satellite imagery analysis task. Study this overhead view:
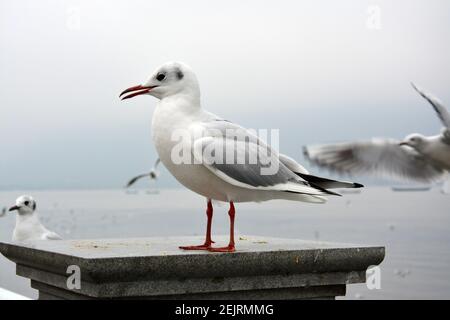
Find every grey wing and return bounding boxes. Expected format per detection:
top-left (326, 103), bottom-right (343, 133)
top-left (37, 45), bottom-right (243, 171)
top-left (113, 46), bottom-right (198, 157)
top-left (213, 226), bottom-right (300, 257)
top-left (126, 173), bottom-right (151, 188)
top-left (200, 119), bottom-right (281, 185)
top-left (192, 123), bottom-right (326, 195)
top-left (203, 119), bottom-right (312, 177)
top-left (412, 83), bottom-right (450, 129)
top-left (212, 142), bottom-right (298, 187)
top-left (304, 139), bottom-right (445, 183)
top-left (199, 119), bottom-right (296, 187)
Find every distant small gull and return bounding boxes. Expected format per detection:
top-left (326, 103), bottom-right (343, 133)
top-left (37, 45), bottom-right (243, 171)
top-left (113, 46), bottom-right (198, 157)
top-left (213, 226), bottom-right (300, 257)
top-left (304, 83), bottom-right (450, 183)
top-left (0, 206), bottom-right (6, 218)
top-left (120, 61), bottom-right (362, 252)
top-left (126, 158), bottom-right (161, 188)
top-left (8, 195), bottom-right (62, 242)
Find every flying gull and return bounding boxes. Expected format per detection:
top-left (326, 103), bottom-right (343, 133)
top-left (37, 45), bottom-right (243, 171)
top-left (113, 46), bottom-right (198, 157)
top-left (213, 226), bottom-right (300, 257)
top-left (126, 158), bottom-right (161, 188)
top-left (8, 195), bottom-right (62, 242)
top-left (304, 83), bottom-right (450, 183)
top-left (120, 61), bottom-right (362, 252)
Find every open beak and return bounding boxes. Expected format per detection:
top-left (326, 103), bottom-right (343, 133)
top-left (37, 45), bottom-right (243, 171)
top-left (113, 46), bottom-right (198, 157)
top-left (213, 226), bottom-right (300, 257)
top-left (8, 205), bottom-right (19, 212)
top-left (399, 141), bottom-right (408, 146)
top-left (119, 85), bottom-right (157, 100)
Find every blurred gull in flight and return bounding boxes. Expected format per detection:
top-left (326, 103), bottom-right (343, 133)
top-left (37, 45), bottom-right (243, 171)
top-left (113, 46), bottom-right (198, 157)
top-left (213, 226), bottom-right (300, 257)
top-left (126, 158), bottom-right (161, 188)
top-left (304, 83), bottom-right (450, 184)
top-left (8, 195), bottom-right (62, 242)
top-left (120, 61), bottom-right (362, 252)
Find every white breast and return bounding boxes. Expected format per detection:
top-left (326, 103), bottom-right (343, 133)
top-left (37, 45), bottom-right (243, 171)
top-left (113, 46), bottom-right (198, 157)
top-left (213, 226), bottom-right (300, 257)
top-left (151, 99), bottom-right (223, 199)
top-left (150, 99), bottom-right (271, 202)
top-left (13, 215), bottom-right (48, 242)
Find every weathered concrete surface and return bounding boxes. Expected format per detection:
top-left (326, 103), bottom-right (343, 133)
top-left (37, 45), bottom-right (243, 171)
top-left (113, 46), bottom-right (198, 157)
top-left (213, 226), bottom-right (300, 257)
top-left (0, 236), bottom-right (385, 300)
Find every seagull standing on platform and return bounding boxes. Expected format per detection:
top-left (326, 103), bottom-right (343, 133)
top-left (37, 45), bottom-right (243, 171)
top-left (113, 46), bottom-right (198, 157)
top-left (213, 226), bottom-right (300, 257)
top-left (304, 83), bottom-right (450, 184)
top-left (8, 195), bottom-right (62, 242)
top-left (120, 61), bottom-right (362, 252)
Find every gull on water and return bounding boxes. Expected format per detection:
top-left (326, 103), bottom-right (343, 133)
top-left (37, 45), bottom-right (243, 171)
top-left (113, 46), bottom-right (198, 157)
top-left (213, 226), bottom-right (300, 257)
top-left (120, 61), bottom-right (362, 252)
top-left (8, 195), bottom-right (62, 242)
top-left (304, 83), bottom-right (450, 184)
top-left (126, 158), bottom-right (161, 188)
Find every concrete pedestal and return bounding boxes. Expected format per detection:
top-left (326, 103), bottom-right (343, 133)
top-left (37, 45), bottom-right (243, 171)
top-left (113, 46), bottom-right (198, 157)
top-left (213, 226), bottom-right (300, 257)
top-left (0, 236), bottom-right (385, 300)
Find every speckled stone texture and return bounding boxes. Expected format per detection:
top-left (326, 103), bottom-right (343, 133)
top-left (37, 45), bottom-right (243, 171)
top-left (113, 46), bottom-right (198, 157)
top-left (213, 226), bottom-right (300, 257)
top-left (0, 236), bottom-right (385, 300)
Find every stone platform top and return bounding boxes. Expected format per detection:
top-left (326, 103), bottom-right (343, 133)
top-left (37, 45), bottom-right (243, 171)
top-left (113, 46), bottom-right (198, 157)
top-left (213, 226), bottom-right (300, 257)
top-left (0, 235), bottom-right (384, 257)
top-left (0, 236), bottom-right (385, 299)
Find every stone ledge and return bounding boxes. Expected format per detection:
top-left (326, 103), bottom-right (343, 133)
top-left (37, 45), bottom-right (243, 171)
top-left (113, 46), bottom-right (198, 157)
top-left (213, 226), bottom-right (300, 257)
top-left (0, 236), bottom-right (385, 300)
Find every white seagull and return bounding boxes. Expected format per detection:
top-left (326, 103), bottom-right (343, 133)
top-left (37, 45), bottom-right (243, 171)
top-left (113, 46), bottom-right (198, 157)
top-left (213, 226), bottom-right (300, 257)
top-left (304, 83), bottom-right (450, 184)
top-left (8, 195), bottom-right (62, 242)
top-left (126, 158), bottom-right (161, 188)
top-left (120, 61), bottom-right (362, 252)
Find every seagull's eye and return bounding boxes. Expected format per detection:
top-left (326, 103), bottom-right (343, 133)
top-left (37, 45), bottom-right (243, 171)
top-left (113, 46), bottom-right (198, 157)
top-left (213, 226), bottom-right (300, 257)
top-left (156, 73), bottom-right (166, 81)
top-left (24, 201), bottom-right (29, 206)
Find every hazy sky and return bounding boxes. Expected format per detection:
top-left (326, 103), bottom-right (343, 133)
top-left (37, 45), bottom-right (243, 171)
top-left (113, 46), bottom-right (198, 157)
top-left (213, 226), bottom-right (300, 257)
top-left (1, 0), bottom-right (449, 189)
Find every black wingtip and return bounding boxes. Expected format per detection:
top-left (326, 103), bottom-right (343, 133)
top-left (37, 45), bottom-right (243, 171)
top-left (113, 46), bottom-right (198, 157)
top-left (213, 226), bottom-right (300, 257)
top-left (353, 183), bottom-right (364, 188)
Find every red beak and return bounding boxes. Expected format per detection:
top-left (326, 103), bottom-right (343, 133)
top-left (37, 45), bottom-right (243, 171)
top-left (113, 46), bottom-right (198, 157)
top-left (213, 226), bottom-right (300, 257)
top-left (119, 85), bottom-right (157, 100)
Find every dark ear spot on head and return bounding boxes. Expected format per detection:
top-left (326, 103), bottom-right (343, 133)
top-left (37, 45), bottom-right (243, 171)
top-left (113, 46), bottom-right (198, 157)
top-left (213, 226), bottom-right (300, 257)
top-left (32, 202), bottom-right (36, 211)
top-left (176, 69), bottom-right (184, 80)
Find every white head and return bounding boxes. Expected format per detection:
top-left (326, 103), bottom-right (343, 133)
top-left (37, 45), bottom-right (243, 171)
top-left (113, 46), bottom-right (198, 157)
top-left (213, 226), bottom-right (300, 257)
top-left (9, 195), bottom-right (37, 216)
top-left (120, 62), bottom-right (200, 101)
top-left (399, 133), bottom-right (427, 151)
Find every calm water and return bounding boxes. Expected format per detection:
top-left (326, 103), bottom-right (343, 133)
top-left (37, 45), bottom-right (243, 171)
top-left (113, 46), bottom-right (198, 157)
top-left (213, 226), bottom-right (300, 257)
top-left (0, 187), bottom-right (449, 300)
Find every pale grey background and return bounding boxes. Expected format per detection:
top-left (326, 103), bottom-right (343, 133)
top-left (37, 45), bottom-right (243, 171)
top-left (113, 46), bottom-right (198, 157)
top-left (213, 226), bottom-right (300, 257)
top-left (1, 0), bottom-right (449, 189)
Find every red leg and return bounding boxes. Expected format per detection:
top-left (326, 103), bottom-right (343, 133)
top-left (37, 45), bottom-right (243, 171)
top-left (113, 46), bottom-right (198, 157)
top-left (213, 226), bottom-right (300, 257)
top-left (207, 202), bottom-right (236, 252)
top-left (179, 199), bottom-right (214, 250)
